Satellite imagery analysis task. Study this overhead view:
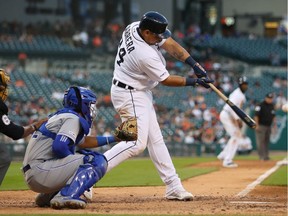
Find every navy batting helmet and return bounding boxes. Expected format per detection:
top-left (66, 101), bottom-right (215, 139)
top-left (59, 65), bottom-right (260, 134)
top-left (139, 11), bottom-right (171, 39)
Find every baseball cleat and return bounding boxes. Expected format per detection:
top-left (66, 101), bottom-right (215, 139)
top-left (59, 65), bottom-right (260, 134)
top-left (223, 162), bottom-right (238, 168)
top-left (35, 192), bottom-right (57, 207)
top-left (165, 189), bottom-right (194, 201)
top-left (50, 194), bottom-right (87, 209)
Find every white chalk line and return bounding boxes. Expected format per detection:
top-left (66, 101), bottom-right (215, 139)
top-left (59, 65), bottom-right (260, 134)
top-left (230, 201), bottom-right (276, 204)
top-left (236, 157), bottom-right (288, 198)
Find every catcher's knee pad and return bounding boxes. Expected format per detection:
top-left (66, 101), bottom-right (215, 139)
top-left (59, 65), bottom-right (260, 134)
top-left (83, 152), bottom-right (108, 178)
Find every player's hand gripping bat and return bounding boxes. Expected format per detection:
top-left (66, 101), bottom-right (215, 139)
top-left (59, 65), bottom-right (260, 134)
top-left (208, 83), bottom-right (256, 129)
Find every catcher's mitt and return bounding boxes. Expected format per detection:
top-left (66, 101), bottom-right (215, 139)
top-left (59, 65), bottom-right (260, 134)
top-left (114, 117), bottom-right (137, 141)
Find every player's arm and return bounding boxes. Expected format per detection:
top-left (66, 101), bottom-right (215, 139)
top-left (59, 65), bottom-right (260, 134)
top-left (161, 75), bottom-right (213, 88)
top-left (52, 134), bottom-right (75, 158)
top-left (78, 136), bottom-right (117, 149)
top-left (161, 37), bottom-right (207, 78)
top-left (1, 120), bottom-right (25, 140)
top-left (79, 118), bottom-right (138, 148)
top-left (160, 37), bottom-right (190, 62)
top-left (22, 118), bottom-right (48, 138)
top-left (0, 116), bottom-right (47, 140)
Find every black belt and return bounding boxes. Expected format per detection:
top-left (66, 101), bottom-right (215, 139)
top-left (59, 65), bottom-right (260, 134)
top-left (22, 164), bottom-right (31, 173)
top-left (113, 79), bottom-right (134, 90)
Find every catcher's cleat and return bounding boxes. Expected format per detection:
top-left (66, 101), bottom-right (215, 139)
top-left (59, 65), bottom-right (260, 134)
top-left (50, 194), bottom-right (87, 209)
top-left (165, 189), bottom-right (194, 201)
top-left (35, 192), bottom-right (57, 207)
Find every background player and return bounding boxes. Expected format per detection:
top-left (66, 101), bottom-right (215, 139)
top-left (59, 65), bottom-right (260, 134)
top-left (0, 68), bottom-right (47, 185)
top-left (217, 76), bottom-right (249, 168)
top-left (22, 86), bottom-right (128, 209)
top-left (103, 11), bottom-right (213, 201)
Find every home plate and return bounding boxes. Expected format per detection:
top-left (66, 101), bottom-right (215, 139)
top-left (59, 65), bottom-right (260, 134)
top-left (230, 201), bottom-right (276, 204)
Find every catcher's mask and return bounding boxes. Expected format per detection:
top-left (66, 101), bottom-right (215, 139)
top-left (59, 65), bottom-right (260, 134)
top-left (0, 68), bottom-right (10, 101)
top-left (63, 86), bottom-right (97, 126)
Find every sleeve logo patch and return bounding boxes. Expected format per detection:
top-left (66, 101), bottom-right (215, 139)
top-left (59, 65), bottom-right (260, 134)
top-left (2, 115), bottom-right (11, 125)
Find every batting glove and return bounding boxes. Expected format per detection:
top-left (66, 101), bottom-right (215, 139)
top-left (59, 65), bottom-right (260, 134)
top-left (186, 77), bottom-right (214, 88)
top-left (195, 77), bottom-right (214, 88)
top-left (193, 63), bottom-right (208, 78)
top-left (185, 56), bottom-right (208, 78)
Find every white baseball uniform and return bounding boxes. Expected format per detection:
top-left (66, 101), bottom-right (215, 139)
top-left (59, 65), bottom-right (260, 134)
top-left (104, 21), bottom-right (185, 194)
top-left (217, 87), bottom-right (246, 166)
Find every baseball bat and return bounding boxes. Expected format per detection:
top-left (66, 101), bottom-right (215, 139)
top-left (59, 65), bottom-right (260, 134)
top-left (208, 83), bottom-right (256, 129)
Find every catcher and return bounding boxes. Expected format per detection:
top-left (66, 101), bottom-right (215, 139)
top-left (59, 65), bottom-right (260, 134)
top-left (22, 86), bottom-right (137, 210)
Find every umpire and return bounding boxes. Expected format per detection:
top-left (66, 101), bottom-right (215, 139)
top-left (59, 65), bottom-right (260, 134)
top-left (0, 68), bottom-right (47, 185)
top-left (254, 93), bottom-right (276, 161)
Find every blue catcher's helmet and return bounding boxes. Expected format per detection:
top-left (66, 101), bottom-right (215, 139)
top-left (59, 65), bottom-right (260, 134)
top-left (63, 86), bottom-right (97, 125)
top-left (139, 11), bottom-right (171, 39)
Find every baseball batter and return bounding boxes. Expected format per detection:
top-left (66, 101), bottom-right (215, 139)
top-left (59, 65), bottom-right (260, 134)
top-left (103, 11), bottom-right (213, 201)
top-left (0, 68), bottom-right (46, 185)
top-left (22, 86), bottom-right (123, 209)
top-left (217, 76), bottom-right (249, 168)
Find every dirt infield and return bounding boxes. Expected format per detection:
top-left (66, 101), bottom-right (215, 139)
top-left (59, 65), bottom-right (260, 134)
top-left (0, 159), bottom-right (287, 215)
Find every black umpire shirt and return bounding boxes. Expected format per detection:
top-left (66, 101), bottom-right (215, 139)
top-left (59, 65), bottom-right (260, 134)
top-left (0, 99), bottom-right (24, 140)
top-left (254, 101), bottom-right (275, 126)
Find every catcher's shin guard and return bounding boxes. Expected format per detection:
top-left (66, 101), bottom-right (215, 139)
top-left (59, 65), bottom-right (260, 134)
top-left (60, 163), bottom-right (105, 199)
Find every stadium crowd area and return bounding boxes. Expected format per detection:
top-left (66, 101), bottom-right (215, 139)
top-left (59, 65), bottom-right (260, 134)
top-left (0, 19), bottom-right (287, 156)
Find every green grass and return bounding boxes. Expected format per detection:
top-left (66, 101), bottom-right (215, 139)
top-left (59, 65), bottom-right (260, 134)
top-left (1, 154), bottom-right (287, 191)
top-left (97, 157), bottom-right (217, 187)
top-left (0, 162), bottom-right (26, 190)
top-left (234, 154), bottom-right (287, 161)
top-left (1, 157), bottom-right (218, 190)
top-left (261, 165), bottom-right (288, 186)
